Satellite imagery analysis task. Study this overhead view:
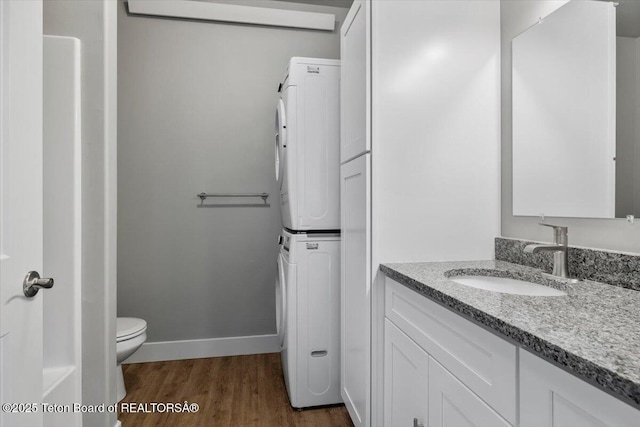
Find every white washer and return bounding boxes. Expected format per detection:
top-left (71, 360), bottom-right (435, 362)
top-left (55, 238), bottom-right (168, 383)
top-left (276, 57), bottom-right (341, 232)
top-left (275, 229), bottom-right (342, 408)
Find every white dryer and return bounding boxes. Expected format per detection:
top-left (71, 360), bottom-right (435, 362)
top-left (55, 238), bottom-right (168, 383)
top-left (275, 229), bottom-right (342, 408)
top-left (276, 57), bottom-right (341, 232)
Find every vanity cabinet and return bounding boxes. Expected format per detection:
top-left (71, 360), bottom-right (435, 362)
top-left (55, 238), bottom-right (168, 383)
top-left (383, 277), bottom-right (516, 426)
top-left (381, 275), bottom-right (640, 427)
top-left (520, 349), bottom-right (638, 427)
top-left (384, 318), bottom-right (510, 427)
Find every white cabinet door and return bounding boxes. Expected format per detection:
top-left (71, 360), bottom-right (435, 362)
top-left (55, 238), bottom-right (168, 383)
top-left (384, 320), bottom-right (428, 427)
top-left (385, 278), bottom-right (516, 423)
top-left (340, 154), bottom-right (371, 427)
top-left (340, 0), bottom-right (369, 163)
top-left (520, 350), bottom-right (639, 427)
top-left (429, 357), bottom-right (511, 427)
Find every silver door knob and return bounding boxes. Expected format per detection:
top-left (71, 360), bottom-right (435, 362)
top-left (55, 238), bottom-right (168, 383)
top-left (413, 418), bottom-right (424, 427)
top-left (23, 271), bottom-right (54, 297)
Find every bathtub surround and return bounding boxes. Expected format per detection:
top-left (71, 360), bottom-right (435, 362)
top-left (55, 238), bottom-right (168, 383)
top-left (495, 237), bottom-right (640, 291)
top-left (117, 0), bottom-right (349, 360)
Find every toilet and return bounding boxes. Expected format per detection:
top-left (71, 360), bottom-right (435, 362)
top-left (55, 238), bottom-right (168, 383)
top-left (116, 317), bottom-right (147, 401)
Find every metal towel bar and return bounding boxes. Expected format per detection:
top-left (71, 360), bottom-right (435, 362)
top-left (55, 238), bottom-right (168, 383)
top-left (197, 192), bottom-right (269, 205)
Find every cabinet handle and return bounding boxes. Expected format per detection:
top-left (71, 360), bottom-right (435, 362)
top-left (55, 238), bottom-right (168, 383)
top-left (413, 418), bottom-right (424, 427)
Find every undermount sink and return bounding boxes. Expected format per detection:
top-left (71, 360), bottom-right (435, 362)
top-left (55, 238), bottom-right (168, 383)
top-left (449, 275), bottom-right (567, 296)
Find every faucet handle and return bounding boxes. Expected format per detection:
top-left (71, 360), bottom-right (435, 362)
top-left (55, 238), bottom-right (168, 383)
top-left (538, 223), bottom-right (568, 245)
top-left (538, 222), bottom-right (568, 231)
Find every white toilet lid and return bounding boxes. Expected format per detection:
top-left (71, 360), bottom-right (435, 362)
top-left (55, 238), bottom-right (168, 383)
top-left (117, 317), bottom-right (147, 342)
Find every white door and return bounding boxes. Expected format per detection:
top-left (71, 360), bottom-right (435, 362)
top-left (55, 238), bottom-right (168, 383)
top-left (0, 1), bottom-right (45, 427)
top-left (384, 320), bottom-right (428, 427)
top-left (340, 153), bottom-right (370, 427)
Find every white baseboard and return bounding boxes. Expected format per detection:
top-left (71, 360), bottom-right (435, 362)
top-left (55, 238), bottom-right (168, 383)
top-left (123, 334), bottom-right (280, 364)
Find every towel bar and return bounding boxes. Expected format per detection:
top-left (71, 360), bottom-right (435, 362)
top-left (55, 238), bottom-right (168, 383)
top-left (197, 192), bottom-right (269, 205)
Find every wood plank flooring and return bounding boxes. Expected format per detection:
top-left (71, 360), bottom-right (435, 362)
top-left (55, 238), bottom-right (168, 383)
top-left (119, 353), bottom-right (354, 427)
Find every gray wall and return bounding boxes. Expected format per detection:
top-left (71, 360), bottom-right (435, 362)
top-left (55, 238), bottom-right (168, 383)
top-left (501, 1), bottom-right (640, 253)
top-left (44, 1), bottom-right (117, 426)
top-left (117, 0), bottom-right (348, 342)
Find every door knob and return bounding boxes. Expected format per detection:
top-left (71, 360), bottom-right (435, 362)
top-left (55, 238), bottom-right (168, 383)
top-left (23, 271), bottom-right (54, 297)
top-left (413, 418), bottom-right (424, 427)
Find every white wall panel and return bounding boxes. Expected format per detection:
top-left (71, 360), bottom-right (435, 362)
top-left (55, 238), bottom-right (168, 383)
top-left (372, 0), bottom-right (501, 263)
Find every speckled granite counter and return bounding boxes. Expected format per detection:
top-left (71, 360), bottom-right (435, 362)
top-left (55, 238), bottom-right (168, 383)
top-left (380, 260), bottom-right (640, 408)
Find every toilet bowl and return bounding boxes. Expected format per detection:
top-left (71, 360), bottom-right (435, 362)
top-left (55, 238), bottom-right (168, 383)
top-left (116, 317), bottom-right (147, 402)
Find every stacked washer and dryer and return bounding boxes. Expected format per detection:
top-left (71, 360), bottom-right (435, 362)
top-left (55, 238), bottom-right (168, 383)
top-left (274, 57), bottom-right (342, 409)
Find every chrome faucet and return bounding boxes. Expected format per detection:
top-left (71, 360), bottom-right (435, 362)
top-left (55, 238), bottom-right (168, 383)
top-left (524, 223), bottom-right (569, 278)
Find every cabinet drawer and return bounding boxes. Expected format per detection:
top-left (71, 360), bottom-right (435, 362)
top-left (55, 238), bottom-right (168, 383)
top-left (385, 277), bottom-right (516, 424)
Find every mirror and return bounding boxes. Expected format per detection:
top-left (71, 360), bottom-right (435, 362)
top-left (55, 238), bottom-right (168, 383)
top-left (512, 0), bottom-right (640, 219)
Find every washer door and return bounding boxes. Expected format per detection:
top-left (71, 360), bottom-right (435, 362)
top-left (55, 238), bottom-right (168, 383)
top-left (275, 252), bottom-right (287, 348)
top-left (275, 98), bottom-right (286, 189)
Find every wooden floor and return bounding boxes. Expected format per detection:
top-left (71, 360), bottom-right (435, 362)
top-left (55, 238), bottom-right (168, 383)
top-left (119, 353), bottom-right (354, 427)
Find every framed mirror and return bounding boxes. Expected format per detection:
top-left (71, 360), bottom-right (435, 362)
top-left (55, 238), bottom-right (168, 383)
top-left (512, 0), bottom-right (640, 219)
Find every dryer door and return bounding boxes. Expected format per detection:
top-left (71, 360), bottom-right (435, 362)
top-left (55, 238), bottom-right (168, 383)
top-left (275, 99), bottom-right (287, 189)
top-left (275, 252), bottom-right (287, 348)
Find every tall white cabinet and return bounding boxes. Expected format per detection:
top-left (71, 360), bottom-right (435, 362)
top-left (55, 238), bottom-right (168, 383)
top-left (340, 1), bottom-right (371, 425)
top-left (340, 1), bottom-right (501, 426)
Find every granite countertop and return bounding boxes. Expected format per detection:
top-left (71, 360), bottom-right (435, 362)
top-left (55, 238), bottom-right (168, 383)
top-left (380, 260), bottom-right (640, 408)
